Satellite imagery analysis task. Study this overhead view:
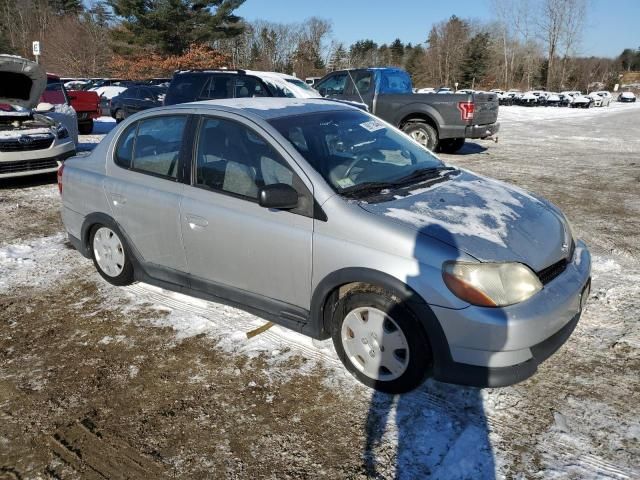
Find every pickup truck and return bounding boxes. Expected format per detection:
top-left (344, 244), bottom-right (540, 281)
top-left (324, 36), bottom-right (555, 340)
top-left (314, 68), bottom-right (500, 153)
top-left (45, 74), bottom-right (100, 134)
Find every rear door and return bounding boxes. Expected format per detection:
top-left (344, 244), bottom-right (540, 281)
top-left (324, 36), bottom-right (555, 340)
top-left (104, 114), bottom-right (192, 280)
top-left (180, 113), bottom-right (314, 311)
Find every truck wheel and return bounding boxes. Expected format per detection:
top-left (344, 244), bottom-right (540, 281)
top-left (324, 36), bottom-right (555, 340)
top-left (78, 120), bottom-right (94, 135)
top-left (331, 286), bottom-right (432, 393)
top-left (403, 123), bottom-right (438, 151)
top-left (438, 138), bottom-right (465, 154)
top-left (90, 225), bottom-right (134, 286)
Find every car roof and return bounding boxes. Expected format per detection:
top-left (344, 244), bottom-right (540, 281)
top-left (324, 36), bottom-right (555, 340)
top-left (178, 97), bottom-right (356, 120)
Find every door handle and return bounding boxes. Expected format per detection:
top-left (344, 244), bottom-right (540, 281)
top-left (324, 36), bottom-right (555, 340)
top-left (110, 193), bottom-right (127, 207)
top-left (185, 214), bottom-right (209, 230)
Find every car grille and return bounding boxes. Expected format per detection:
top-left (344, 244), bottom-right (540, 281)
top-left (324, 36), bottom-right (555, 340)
top-left (0, 158), bottom-right (59, 175)
top-left (537, 240), bottom-right (575, 285)
top-left (0, 135), bottom-right (54, 152)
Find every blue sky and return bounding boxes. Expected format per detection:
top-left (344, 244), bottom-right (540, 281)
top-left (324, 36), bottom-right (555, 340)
top-left (235, 0), bottom-right (639, 58)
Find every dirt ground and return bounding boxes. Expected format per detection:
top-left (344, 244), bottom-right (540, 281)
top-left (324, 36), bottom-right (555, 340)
top-left (1, 105), bottom-right (639, 479)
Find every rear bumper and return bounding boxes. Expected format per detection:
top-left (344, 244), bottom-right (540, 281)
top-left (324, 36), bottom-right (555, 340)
top-left (465, 122), bottom-right (500, 139)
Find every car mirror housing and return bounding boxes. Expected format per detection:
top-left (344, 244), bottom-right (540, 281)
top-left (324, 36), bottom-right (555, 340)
top-left (258, 183), bottom-right (299, 210)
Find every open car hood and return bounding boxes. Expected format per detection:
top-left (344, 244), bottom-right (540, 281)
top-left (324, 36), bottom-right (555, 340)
top-left (0, 55), bottom-right (46, 109)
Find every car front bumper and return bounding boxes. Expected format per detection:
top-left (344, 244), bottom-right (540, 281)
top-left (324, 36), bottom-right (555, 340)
top-left (431, 240), bottom-right (591, 387)
top-left (0, 141), bottom-right (76, 178)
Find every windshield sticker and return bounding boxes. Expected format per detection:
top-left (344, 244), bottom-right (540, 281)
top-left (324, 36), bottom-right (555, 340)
top-left (336, 177), bottom-right (355, 188)
top-left (359, 120), bottom-right (386, 132)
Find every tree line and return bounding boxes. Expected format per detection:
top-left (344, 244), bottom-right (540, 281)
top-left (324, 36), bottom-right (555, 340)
top-left (0, 0), bottom-right (635, 91)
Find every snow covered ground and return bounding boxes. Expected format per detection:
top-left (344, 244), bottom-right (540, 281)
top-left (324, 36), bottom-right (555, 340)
top-left (0, 104), bottom-right (639, 478)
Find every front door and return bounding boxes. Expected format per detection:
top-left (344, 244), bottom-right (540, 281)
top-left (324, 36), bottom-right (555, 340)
top-left (180, 114), bottom-right (314, 311)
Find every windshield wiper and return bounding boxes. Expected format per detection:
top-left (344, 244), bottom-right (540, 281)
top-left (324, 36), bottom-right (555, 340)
top-left (339, 181), bottom-right (398, 199)
top-left (392, 166), bottom-right (455, 185)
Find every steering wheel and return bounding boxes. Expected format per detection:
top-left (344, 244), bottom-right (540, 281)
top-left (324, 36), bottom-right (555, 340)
top-left (343, 154), bottom-right (372, 179)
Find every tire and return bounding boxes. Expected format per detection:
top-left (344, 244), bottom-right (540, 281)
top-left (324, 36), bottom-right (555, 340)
top-left (402, 122), bottom-right (439, 151)
top-left (438, 138), bottom-right (465, 154)
top-left (90, 225), bottom-right (134, 286)
top-left (331, 286), bottom-right (432, 393)
top-left (78, 119), bottom-right (93, 135)
top-left (114, 109), bottom-right (124, 124)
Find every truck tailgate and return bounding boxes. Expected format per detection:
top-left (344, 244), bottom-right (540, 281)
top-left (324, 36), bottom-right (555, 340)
top-left (472, 93), bottom-right (499, 125)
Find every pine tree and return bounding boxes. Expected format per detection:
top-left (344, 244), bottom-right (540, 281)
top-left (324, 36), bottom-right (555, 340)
top-left (107, 0), bottom-right (246, 55)
top-left (460, 32), bottom-right (490, 88)
top-left (390, 38), bottom-right (404, 66)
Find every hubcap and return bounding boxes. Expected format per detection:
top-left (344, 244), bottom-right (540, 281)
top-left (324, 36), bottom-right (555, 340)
top-left (93, 227), bottom-right (125, 277)
top-left (410, 130), bottom-right (430, 147)
top-left (341, 307), bottom-right (409, 381)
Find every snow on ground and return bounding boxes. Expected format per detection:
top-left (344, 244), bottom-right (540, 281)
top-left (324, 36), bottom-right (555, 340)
top-left (1, 101), bottom-right (638, 478)
top-left (77, 116), bottom-right (115, 151)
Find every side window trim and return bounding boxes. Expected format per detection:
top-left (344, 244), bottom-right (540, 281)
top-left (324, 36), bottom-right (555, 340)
top-left (112, 114), bottom-right (191, 183)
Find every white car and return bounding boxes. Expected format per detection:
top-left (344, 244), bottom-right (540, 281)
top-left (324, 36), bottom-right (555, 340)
top-left (250, 71), bottom-right (321, 99)
top-left (0, 55), bottom-right (76, 179)
top-left (588, 92), bottom-right (608, 107)
top-left (90, 85), bottom-right (128, 100)
top-left (455, 88), bottom-right (476, 95)
top-left (416, 87), bottom-right (435, 93)
top-left (617, 91), bottom-right (636, 103)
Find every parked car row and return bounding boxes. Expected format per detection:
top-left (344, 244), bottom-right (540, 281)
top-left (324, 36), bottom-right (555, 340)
top-left (489, 88), bottom-right (633, 108)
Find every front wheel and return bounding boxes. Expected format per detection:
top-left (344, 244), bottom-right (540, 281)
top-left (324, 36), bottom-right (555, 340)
top-left (402, 122), bottom-right (439, 151)
top-left (78, 119), bottom-right (94, 135)
top-left (90, 225), bottom-right (134, 286)
top-left (331, 287), bottom-right (432, 393)
top-left (438, 137), bottom-right (465, 154)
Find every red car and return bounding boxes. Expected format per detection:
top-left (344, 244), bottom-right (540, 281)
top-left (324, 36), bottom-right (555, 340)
top-left (43, 74), bottom-right (100, 134)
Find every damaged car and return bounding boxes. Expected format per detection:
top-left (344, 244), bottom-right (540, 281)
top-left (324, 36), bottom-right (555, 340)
top-left (0, 55), bottom-right (76, 179)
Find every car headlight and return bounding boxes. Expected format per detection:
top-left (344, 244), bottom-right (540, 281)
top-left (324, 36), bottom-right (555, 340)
top-left (56, 125), bottom-right (69, 139)
top-left (443, 261), bottom-right (542, 307)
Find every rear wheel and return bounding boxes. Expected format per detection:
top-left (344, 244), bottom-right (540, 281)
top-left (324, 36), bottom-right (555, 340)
top-left (331, 287), bottom-right (432, 393)
top-left (438, 137), bottom-right (465, 154)
top-left (402, 122), bottom-right (439, 151)
top-left (90, 225), bottom-right (134, 286)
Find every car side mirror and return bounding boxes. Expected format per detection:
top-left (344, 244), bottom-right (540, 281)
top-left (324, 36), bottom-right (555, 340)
top-left (318, 87), bottom-right (327, 97)
top-left (258, 183), bottom-right (299, 210)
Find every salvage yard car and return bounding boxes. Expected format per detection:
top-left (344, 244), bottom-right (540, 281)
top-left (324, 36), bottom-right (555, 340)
top-left (0, 55), bottom-right (76, 178)
top-left (59, 98), bottom-right (591, 393)
top-left (314, 67), bottom-right (499, 153)
top-left (110, 85), bottom-right (167, 123)
top-left (618, 91), bottom-right (637, 103)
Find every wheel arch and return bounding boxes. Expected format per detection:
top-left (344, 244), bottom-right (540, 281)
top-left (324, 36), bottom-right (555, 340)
top-left (308, 267), bottom-right (453, 372)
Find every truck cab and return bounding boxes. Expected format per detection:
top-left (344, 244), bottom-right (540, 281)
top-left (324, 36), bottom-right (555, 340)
top-left (315, 68), bottom-right (500, 153)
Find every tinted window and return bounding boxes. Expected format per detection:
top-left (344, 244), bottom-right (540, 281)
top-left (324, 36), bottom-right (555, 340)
top-left (233, 77), bottom-right (269, 98)
top-left (199, 75), bottom-right (233, 100)
top-left (41, 82), bottom-right (67, 105)
top-left (131, 116), bottom-right (187, 178)
top-left (164, 73), bottom-right (209, 105)
top-left (121, 87), bottom-right (138, 99)
top-left (379, 71), bottom-right (412, 94)
top-left (316, 74), bottom-right (347, 95)
top-left (115, 123), bottom-right (137, 168)
top-left (195, 117), bottom-right (295, 200)
top-left (352, 72), bottom-right (373, 94)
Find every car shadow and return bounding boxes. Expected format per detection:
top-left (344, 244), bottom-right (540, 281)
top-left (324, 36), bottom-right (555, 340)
top-left (453, 142), bottom-right (489, 156)
top-left (363, 224), bottom-right (506, 478)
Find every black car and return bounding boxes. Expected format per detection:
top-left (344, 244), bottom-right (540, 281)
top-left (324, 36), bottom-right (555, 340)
top-left (110, 85), bottom-right (167, 122)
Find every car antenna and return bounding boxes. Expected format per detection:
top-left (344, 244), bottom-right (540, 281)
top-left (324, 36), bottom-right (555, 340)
top-left (347, 69), bottom-right (366, 105)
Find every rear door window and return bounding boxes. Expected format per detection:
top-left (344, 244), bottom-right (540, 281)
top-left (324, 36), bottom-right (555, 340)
top-left (199, 75), bottom-right (233, 100)
top-left (114, 115), bottom-right (188, 179)
top-left (233, 77), bottom-right (269, 98)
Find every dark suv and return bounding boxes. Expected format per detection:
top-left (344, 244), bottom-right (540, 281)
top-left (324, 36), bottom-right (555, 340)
top-left (164, 70), bottom-right (273, 106)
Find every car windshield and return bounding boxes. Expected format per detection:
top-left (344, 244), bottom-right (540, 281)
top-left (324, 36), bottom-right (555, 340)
top-left (285, 78), bottom-right (316, 92)
top-left (269, 110), bottom-right (444, 198)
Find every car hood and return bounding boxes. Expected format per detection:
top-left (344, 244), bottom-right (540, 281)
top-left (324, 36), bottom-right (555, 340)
top-left (0, 55), bottom-right (46, 109)
top-left (359, 170), bottom-right (571, 272)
